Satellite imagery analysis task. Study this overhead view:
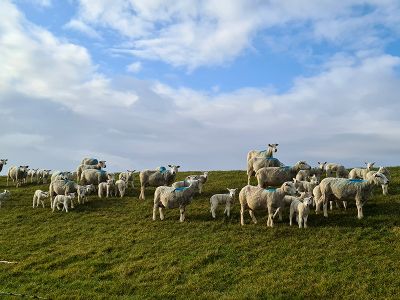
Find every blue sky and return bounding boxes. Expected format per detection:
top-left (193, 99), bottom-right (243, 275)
top-left (1, 0), bottom-right (400, 171)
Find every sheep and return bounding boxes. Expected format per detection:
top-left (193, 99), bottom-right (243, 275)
top-left (153, 180), bottom-right (200, 222)
top-left (27, 168), bottom-right (39, 183)
top-left (317, 172), bottom-right (389, 219)
top-left (77, 184), bottom-right (95, 204)
top-left (293, 175), bottom-right (319, 193)
top-left (0, 190), bottom-right (11, 208)
top-left (365, 167), bottom-right (391, 195)
top-left (77, 161), bottom-right (106, 182)
top-left (172, 178), bottom-right (203, 193)
top-left (49, 179), bottom-right (82, 209)
top-left (296, 164), bottom-right (324, 181)
top-left (324, 163), bottom-right (348, 178)
top-left (115, 178), bottom-right (127, 198)
top-left (289, 196), bottom-right (314, 228)
top-left (7, 165), bottom-right (29, 187)
top-left (81, 158), bottom-right (98, 165)
top-left (239, 182), bottom-right (297, 227)
top-left (247, 157), bottom-right (283, 185)
top-left (32, 190), bottom-right (49, 208)
top-left (210, 188), bottom-right (237, 219)
top-left (295, 170), bottom-right (310, 181)
top-left (37, 169), bottom-right (52, 184)
top-left (247, 144), bottom-right (279, 163)
top-left (0, 159), bottom-right (8, 173)
top-left (119, 170), bottom-right (136, 189)
top-left (51, 171), bottom-right (74, 182)
top-left (106, 175), bottom-right (117, 197)
top-left (52, 193), bottom-right (75, 213)
top-left (139, 165), bottom-right (180, 200)
top-left (348, 162), bottom-right (375, 179)
top-left (80, 169), bottom-right (108, 187)
top-left (98, 182), bottom-right (108, 198)
top-left (256, 161), bottom-right (311, 188)
top-left (185, 172), bottom-right (209, 193)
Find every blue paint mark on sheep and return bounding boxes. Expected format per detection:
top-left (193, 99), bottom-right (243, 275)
top-left (159, 166), bottom-right (167, 173)
top-left (348, 179), bottom-right (366, 183)
top-left (174, 187), bottom-right (188, 192)
top-left (265, 188), bottom-right (276, 192)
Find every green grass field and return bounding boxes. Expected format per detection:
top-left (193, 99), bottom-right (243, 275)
top-left (1, 169), bottom-right (400, 299)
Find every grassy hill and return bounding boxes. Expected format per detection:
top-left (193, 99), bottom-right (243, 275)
top-left (1, 169), bottom-right (400, 299)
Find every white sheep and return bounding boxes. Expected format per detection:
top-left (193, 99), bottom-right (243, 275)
top-left (317, 173), bottom-right (389, 219)
top-left (27, 168), bottom-right (39, 183)
top-left (77, 184), bottom-right (95, 204)
top-left (106, 175), bottom-right (117, 197)
top-left (239, 182), bottom-right (297, 227)
top-left (119, 170), bottom-right (135, 189)
top-left (152, 180), bottom-right (200, 222)
top-left (289, 196), bottom-right (313, 228)
top-left (247, 144), bottom-right (279, 163)
top-left (324, 163), bottom-right (348, 178)
top-left (293, 175), bottom-right (319, 193)
top-left (0, 190), bottom-right (11, 208)
top-left (365, 167), bottom-right (391, 195)
top-left (247, 156), bottom-right (283, 185)
top-left (52, 193), bottom-right (75, 213)
top-left (77, 161), bottom-right (106, 182)
top-left (186, 172), bottom-right (209, 193)
top-left (7, 165), bottom-right (29, 187)
top-left (80, 169), bottom-right (108, 187)
top-left (139, 165), bottom-right (180, 200)
top-left (0, 159), bottom-right (8, 173)
top-left (98, 182), bottom-right (108, 198)
top-left (37, 169), bottom-right (52, 184)
top-left (81, 158), bottom-right (99, 165)
top-left (32, 190), bottom-right (49, 208)
top-left (115, 178), bottom-right (127, 198)
top-left (210, 188), bottom-right (238, 219)
top-left (348, 162), bottom-right (375, 179)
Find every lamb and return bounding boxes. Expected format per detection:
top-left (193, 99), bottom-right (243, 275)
top-left (98, 182), bottom-right (108, 198)
top-left (32, 190), bottom-right (49, 208)
top-left (52, 193), bottom-right (75, 213)
top-left (348, 162), bottom-right (375, 179)
top-left (289, 196), bottom-right (313, 228)
top-left (256, 161), bottom-right (311, 188)
top-left (152, 180), bottom-right (200, 222)
top-left (27, 168), bottom-right (39, 183)
top-left (80, 169), bottom-right (108, 187)
top-left (247, 156), bottom-right (283, 184)
top-left (106, 175), bottom-right (117, 197)
top-left (119, 170), bottom-right (136, 189)
top-left (324, 163), bottom-right (348, 178)
top-left (139, 165), bottom-right (180, 200)
top-left (297, 164), bottom-right (324, 181)
top-left (365, 167), bottom-right (391, 195)
top-left (239, 182), bottom-right (297, 227)
top-left (0, 190), bottom-right (11, 208)
top-left (37, 169), bottom-right (51, 184)
top-left (317, 172), bottom-right (389, 219)
top-left (7, 165), bottom-right (29, 187)
top-left (115, 178), bottom-right (127, 198)
top-left (210, 188), bottom-right (237, 219)
top-left (77, 185), bottom-right (95, 204)
top-left (0, 159), bottom-right (8, 173)
top-left (294, 175), bottom-right (319, 193)
top-left (186, 172), bottom-right (209, 193)
top-left (77, 161), bottom-right (106, 182)
top-left (81, 158), bottom-right (99, 165)
top-left (247, 144), bottom-right (279, 163)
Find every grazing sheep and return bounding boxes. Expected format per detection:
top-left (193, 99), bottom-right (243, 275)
top-left (49, 179), bottom-right (82, 209)
top-left (294, 175), bottom-right (319, 193)
top-left (37, 169), bottom-right (52, 184)
top-left (153, 180), bottom-right (200, 222)
top-left (98, 182), bottom-right (108, 198)
top-left (186, 172), bottom-right (209, 193)
top-left (0, 159), bottom-right (8, 173)
top-left (7, 165), bottom-right (29, 187)
top-left (317, 173), bottom-right (389, 219)
top-left (349, 162), bottom-right (375, 179)
top-left (247, 157), bottom-right (283, 184)
top-left (32, 190), bottom-right (49, 208)
top-left (77, 161), bottom-right (106, 182)
top-left (289, 196), bottom-right (313, 228)
top-left (115, 178), bottom-right (127, 198)
top-left (247, 144), bottom-right (279, 163)
top-left (80, 169), bottom-right (108, 187)
top-left (256, 161), bottom-right (311, 188)
top-left (52, 193), bottom-right (75, 213)
top-left (210, 188), bottom-right (237, 219)
top-left (365, 167), bottom-right (391, 195)
top-left (239, 182), bottom-right (297, 227)
top-left (119, 170), bottom-right (136, 189)
top-left (81, 158), bottom-right (98, 165)
top-left (27, 168), bottom-right (39, 183)
top-left (0, 190), bottom-right (11, 208)
top-left (324, 163), bottom-right (348, 178)
top-left (139, 165), bottom-right (180, 200)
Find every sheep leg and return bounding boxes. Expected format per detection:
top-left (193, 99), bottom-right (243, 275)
top-left (330, 201), bottom-right (333, 210)
top-left (159, 207), bottom-right (165, 220)
top-left (323, 202), bottom-right (328, 217)
top-left (278, 207), bottom-right (283, 221)
top-left (249, 210), bottom-right (257, 224)
top-left (152, 203), bottom-right (158, 220)
top-left (355, 195), bottom-right (363, 219)
top-left (139, 186), bottom-right (145, 200)
top-left (303, 215), bottom-right (308, 228)
top-left (32, 196), bottom-right (36, 208)
top-left (41, 200), bottom-right (45, 208)
top-left (289, 209), bottom-right (293, 226)
top-left (267, 204), bottom-right (274, 227)
top-left (298, 211), bottom-right (303, 228)
top-left (179, 206), bottom-right (185, 222)
top-left (240, 204), bottom-right (245, 226)
top-left (210, 202), bottom-right (217, 219)
top-left (343, 201), bottom-right (347, 210)
top-left (226, 203), bottom-right (231, 218)
top-left (64, 201), bottom-right (69, 213)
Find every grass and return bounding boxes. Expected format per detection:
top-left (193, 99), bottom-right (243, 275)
top-left (1, 169), bottom-right (400, 299)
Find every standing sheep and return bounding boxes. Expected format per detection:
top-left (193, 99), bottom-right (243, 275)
top-left (152, 180), bottom-right (200, 222)
top-left (106, 175), bottom-right (117, 197)
top-left (256, 161), bottom-right (311, 188)
top-left (0, 159), bottom-right (8, 173)
top-left (247, 144), bottom-right (279, 163)
top-left (32, 190), bottom-right (49, 208)
top-left (365, 167), bottom-right (391, 195)
top-left (210, 188), bottom-right (237, 219)
top-left (247, 157), bottom-right (283, 184)
top-left (289, 196), bottom-right (313, 228)
top-left (348, 162), bottom-right (375, 179)
top-left (0, 190), bottom-right (11, 208)
top-left (77, 161), bottom-right (106, 182)
top-left (49, 179), bottom-right (81, 209)
top-left (98, 182), bottom-right (108, 198)
top-left (186, 172), bottom-right (209, 193)
top-left (52, 194), bottom-right (75, 213)
top-left (115, 178), bottom-right (127, 198)
top-left (80, 169), bottom-right (108, 187)
top-left (37, 169), bottom-right (52, 184)
top-left (28, 168), bottom-right (39, 183)
top-left (119, 170), bottom-right (136, 189)
top-left (294, 175), bottom-right (319, 193)
top-left (324, 163), bottom-right (348, 178)
top-left (139, 165), bottom-right (180, 200)
top-left (81, 158), bottom-right (99, 165)
top-left (7, 166), bottom-right (29, 187)
top-left (239, 182), bottom-right (297, 227)
top-left (317, 172), bottom-right (389, 219)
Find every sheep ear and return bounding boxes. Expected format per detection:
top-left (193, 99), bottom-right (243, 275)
top-left (227, 188), bottom-right (230, 192)
top-left (168, 165), bottom-right (172, 167)
top-left (268, 144), bottom-right (272, 147)
top-left (276, 144), bottom-right (279, 146)
top-left (176, 166), bottom-right (180, 168)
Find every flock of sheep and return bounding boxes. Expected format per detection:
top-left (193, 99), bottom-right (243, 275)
top-left (0, 146), bottom-right (392, 228)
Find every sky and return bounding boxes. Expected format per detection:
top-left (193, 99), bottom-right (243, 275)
top-left (1, 0), bottom-right (400, 172)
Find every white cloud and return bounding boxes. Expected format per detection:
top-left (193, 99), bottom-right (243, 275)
top-left (70, 0), bottom-right (400, 69)
top-left (64, 19), bottom-right (101, 39)
top-left (126, 62), bottom-right (142, 73)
